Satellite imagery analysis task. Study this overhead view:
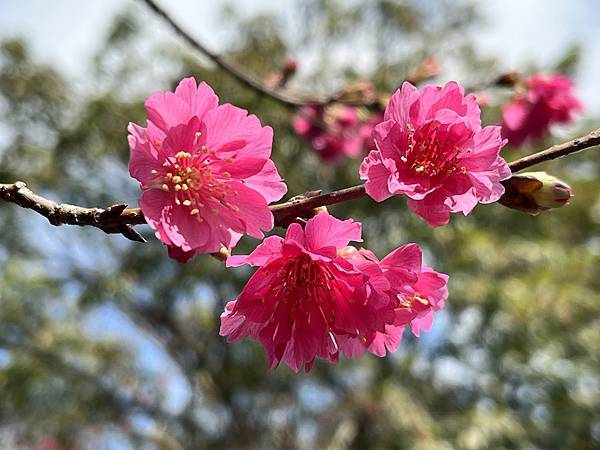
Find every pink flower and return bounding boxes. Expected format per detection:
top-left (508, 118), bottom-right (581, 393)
top-left (502, 73), bottom-right (582, 147)
top-left (128, 77), bottom-right (287, 261)
top-left (293, 105), bottom-right (376, 163)
top-left (360, 81), bottom-right (511, 226)
top-left (220, 212), bottom-right (448, 371)
top-left (337, 245), bottom-right (448, 358)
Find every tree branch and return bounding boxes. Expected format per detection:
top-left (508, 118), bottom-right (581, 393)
top-left (0, 181), bottom-right (146, 242)
top-left (1, 130), bottom-right (598, 236)
top-left (506, 128), bottom-right (600, 172)
top-left (140, 0), bottom-right (374, 108)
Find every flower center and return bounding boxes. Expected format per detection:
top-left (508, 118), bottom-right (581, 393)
top-left (271, 255), bottom-right (340, 324)
top-left (400, 122), bottom-right (470, 178)
top-left (151, 147), bottom-right (239, 220)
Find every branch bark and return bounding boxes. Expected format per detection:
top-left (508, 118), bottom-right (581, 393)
top-left (1, 129), bottom-right (598, 237)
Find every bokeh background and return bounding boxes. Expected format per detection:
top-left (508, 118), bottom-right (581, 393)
top-left (0, 1), bottom-right (599, 449)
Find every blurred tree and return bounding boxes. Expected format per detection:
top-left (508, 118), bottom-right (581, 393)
top-left (0, 1), bottom-right (598, 449)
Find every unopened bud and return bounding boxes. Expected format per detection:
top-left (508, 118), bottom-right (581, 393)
top-left (499, 171), bottom-right (573, 215)
top-left (283, 57), bottom-right (298, 74)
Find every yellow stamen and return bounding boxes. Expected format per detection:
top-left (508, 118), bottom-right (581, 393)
top-left (190, 208), bottom-right (200, 215)
top-left (161, 184), bottom-right (169, 192)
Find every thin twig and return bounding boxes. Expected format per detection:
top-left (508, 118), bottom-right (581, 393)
top-left (141, 0), bottom-right (374, 108)
top-left (1, 130), bottom-right (598, 236)
top-left (506, 129), bottom-right (600, 172)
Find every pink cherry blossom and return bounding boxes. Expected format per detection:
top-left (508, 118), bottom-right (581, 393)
top-left (220, 212), bottom-right (448, 371)
top-left (337, 245), bottom-right (448, 358)
top-left (502, 73), bottom-right (583, 147)
top-left (128, 77), bottom-right (287, 261)
top-left (360, 81), bottom-right (511, 226)
top-left (293, 105), bottom-right (381, 163)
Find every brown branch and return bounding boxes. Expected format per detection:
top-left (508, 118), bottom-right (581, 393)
top-left (0, 181), bottom-right (146, 242)
top-left (506, 128), bottom-right (600, 172)
top-left (140, 0), bottom-right (375, 108)
top-left (1, 130), bottom-right (598, 237)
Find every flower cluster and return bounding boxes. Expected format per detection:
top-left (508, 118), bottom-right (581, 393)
top-left (502, 73), bottom-right (582, 147)
top-left (220, 212), bottom-right (447, 372)
top-left (128, 78), bottom-right (287, 262)
top-left (360, 81), bottom-right (511, 226)
top-left (129, 76), bottom-right (576, 372)
top-left (293, 105), bottom-right (382, 163)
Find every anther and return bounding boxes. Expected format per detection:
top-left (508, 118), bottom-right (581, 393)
top-left (190, 208), bottom-right (199, 215)
top-left (183, 200), bottom-right (192, 206)
top-left (151, 169), bottom-right (158, 175)
top-left (175, 184), bottom-right (182, 191)
top-left (161, 184), bottom-right (169, 192)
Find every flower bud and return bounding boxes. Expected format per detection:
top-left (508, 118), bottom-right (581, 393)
top-left (499, 171), bottom-right (573, 214)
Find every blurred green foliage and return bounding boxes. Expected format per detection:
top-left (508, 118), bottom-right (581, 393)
top-left (0, 1), bottom-right (598, 449)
